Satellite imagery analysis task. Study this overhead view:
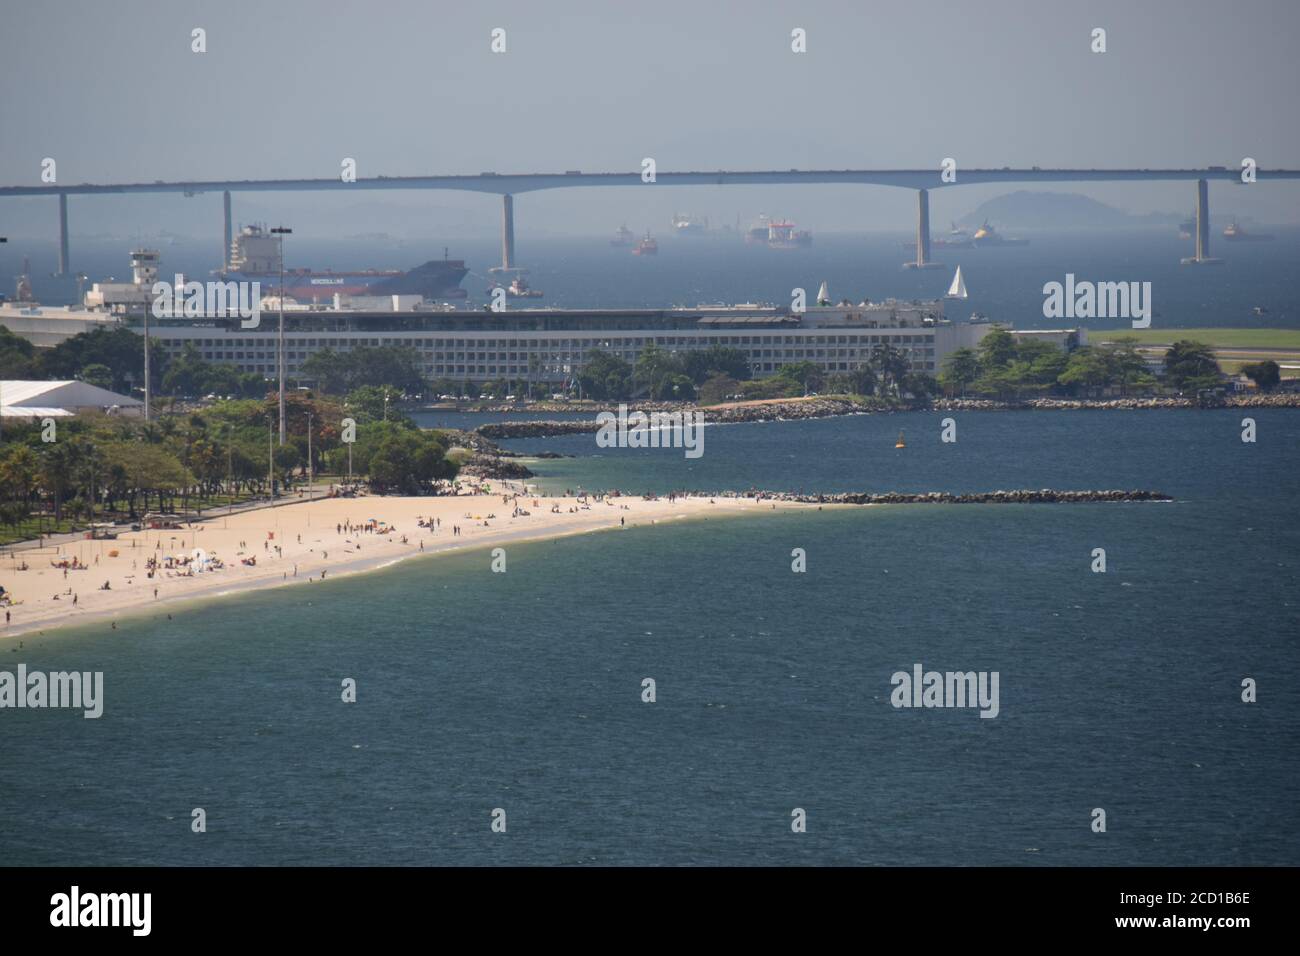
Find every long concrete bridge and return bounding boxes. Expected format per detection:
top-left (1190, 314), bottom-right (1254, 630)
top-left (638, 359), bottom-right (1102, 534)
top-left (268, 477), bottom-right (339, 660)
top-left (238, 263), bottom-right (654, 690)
top-left (3, 166), bottom-right (1297, 276)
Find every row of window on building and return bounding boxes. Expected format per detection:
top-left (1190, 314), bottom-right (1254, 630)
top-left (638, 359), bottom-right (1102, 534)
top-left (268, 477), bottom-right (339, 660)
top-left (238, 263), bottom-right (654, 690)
top-left (157, 334), bottom-right (938, 379)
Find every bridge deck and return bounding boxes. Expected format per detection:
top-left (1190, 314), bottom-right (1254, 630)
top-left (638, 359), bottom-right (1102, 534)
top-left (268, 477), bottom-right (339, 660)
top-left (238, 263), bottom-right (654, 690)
top-left (3, 167), bottom-right (1298, 198)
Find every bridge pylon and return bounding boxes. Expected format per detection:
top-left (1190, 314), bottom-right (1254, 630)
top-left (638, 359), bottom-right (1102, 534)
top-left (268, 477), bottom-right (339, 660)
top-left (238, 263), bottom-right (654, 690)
top-left (903, 188), bottom-right (943, 270)
top-left (489, 193), bottom-right (527, 274)
top-left (1180, 178), bottom-right (1223, 265)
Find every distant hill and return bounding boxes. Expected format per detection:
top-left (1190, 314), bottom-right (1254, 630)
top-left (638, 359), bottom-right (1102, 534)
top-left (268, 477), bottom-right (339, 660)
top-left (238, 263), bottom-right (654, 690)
top-left (957, 191), bottom-right (1180, 229)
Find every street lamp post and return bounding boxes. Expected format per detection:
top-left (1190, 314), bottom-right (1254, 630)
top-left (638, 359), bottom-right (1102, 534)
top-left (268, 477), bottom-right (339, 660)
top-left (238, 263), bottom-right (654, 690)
top-left (142, 290), bottom-right (151, 422)
top-left (307, 411), bottom-right (313, 502)
top-left (343, 400), bottom-right (352, 488)
top-left (1, 237), bottom-right (5, 436)
top-left (271, 226), bottom-right (292, 445)
top-left (267, 418), bottom-right (274, 498)
top-left (227, 423), bottom-right (234, 519)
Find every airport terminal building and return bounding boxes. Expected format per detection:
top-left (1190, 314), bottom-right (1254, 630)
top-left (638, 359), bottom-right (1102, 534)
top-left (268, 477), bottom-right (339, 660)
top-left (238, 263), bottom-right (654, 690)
top-left (144, 300), bottom-right (990, 386)
top-left (1, 299), bottom-right (993, 389)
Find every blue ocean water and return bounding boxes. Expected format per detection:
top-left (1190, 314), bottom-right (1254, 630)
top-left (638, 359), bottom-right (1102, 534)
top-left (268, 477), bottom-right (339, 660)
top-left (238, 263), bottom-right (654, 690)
top-left (5, 228), bottom-right (1298, 329)
top-left (2, 410), bottom-right (1297, 865)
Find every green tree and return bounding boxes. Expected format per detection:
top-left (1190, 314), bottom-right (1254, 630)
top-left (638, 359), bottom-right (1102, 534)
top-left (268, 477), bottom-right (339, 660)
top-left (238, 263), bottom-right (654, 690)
top-left (1241, 360), bottom-right (1281, 391)
top-left (939, 348), bottom-right (980, 397)
top-left (577, 349), bottom-right (633, 400)
top-left (655, 373), bottom-right (696, 401)
top-left (1057, 347), bottom-right (1115, 394)
top-left (634, 344), bottom-right (687, 398)
top-left (776, 360), bottom-right (824, 392)
top-left (976, 327), bottom-right (1017, 370)
top-left (1106, 338), bottom-right (1156, 395)
top-left (1164, 340), bottom-right (1220, 391)
top-left (697, 373), bottom-right (740, 406)
top-left (682, 345), bottom-right (752, 384)
top-left (39, 326), bottom-right (168, 394)
top-left (0, 324), bottom-right (38, 377)
top-left (869, 344), bottom-right (910, 395)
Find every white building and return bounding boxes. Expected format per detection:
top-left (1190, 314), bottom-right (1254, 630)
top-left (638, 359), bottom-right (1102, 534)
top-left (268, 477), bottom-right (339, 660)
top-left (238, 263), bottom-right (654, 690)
top-left (0, 380), bottom-right (143, 419)
top-left (0, 304), bottom-right (118, 347)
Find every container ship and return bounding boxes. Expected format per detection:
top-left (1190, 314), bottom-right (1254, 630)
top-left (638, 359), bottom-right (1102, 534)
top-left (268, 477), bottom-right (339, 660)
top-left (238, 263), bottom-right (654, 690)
top-left (217, 224), bottom-right (468, 302)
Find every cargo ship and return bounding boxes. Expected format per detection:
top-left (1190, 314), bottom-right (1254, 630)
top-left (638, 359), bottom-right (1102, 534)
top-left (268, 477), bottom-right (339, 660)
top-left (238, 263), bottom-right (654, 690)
top-left (901, 222), bottom-right (972, 251)
top-left (971, 220), bottom-right (1029, 247)
top-left (1223, 220), bottom-right (1274, 242)
top-left (217, 224), bottom-right (468, 302)
top-left (745, 216), bottom-right (812, 248)
top-left (672, 213), bottom-right (708, 235)
top-left (610, 224), bottom-right (636, 247)
top-left (765, 220), bottom-right (812, 249)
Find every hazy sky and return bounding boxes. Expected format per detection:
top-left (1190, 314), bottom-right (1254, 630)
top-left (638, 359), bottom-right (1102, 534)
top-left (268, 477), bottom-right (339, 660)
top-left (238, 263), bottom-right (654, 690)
top-left (3, 0), bottom-right (1298, 237)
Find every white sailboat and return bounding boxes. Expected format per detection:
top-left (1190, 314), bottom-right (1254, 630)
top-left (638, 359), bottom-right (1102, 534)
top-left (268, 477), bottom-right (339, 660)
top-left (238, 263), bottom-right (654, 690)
top-left (816, 280), bottom-right (831, 306)
top-left (945, 266), bottom-right (968, 299)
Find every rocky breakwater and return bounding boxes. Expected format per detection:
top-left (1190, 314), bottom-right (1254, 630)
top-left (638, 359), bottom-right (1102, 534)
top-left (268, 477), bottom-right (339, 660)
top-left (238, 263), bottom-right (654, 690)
top-left (934, 393), bottom-right (1300, 412)
top-left (476, 420), bottom-right (604, 439)
top-left (474, 398), bottom-right (867, 439)
top-left (715, 488), bottom-right (1173, 505)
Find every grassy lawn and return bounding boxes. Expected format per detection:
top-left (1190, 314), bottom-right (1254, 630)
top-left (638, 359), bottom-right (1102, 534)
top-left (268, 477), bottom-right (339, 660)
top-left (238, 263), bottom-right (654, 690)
top-left (1095, 328), bottom-right (1300, 349)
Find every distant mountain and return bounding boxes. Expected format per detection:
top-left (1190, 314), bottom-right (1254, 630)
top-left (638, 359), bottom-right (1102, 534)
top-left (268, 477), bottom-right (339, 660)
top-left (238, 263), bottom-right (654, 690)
top-left (957, 191), bottom-right (1181, 229)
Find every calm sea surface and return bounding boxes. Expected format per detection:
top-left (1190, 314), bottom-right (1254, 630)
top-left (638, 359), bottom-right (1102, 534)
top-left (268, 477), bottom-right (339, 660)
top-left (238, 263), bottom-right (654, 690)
top-left (2, 409), bottom-right (1297, 865)
top-left (5, 229), bottom-right (1299, 329)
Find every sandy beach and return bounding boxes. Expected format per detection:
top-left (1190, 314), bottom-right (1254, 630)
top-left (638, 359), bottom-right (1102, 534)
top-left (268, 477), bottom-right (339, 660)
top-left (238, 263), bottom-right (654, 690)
top-left (0, 483), bottom-right (806, 639)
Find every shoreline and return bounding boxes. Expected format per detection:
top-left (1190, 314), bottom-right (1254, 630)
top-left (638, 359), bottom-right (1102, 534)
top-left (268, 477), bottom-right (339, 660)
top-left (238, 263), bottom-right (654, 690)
top-left (0, 485), bottom-right (1172, 640)
top-left (0, 488), bottom-right (804, 640)
top-left (472, 394), bottom-right (1300, 439)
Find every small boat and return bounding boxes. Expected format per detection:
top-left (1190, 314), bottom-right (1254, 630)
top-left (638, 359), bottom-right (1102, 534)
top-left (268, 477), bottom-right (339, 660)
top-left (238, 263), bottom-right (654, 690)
top-left (633, 233), bottom-right (658, 256)
top-left (895, 430), bottom-right (906, 449)
top-left (945, 266), bottom-right (968, 299)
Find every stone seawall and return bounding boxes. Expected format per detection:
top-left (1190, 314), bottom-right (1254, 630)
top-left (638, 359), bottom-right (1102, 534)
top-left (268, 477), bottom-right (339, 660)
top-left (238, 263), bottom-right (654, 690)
top-left (735, 489), bottom-right (1173, 505)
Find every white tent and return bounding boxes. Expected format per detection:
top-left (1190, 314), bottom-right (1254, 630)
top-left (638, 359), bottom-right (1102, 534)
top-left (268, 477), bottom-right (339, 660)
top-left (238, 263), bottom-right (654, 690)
top-left (0, 380), bottom-right (143, 418)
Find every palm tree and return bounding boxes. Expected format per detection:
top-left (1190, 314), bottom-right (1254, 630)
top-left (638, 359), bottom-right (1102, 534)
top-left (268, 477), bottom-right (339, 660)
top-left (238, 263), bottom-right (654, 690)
top-left (39, 442), bottom-right (76, 522)
top-left (527, 353), bottom-right (542, 400)
top-left (870, 343), bottom-right (910, 396)
top-left (0, 445), bottom-right (39, 509)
